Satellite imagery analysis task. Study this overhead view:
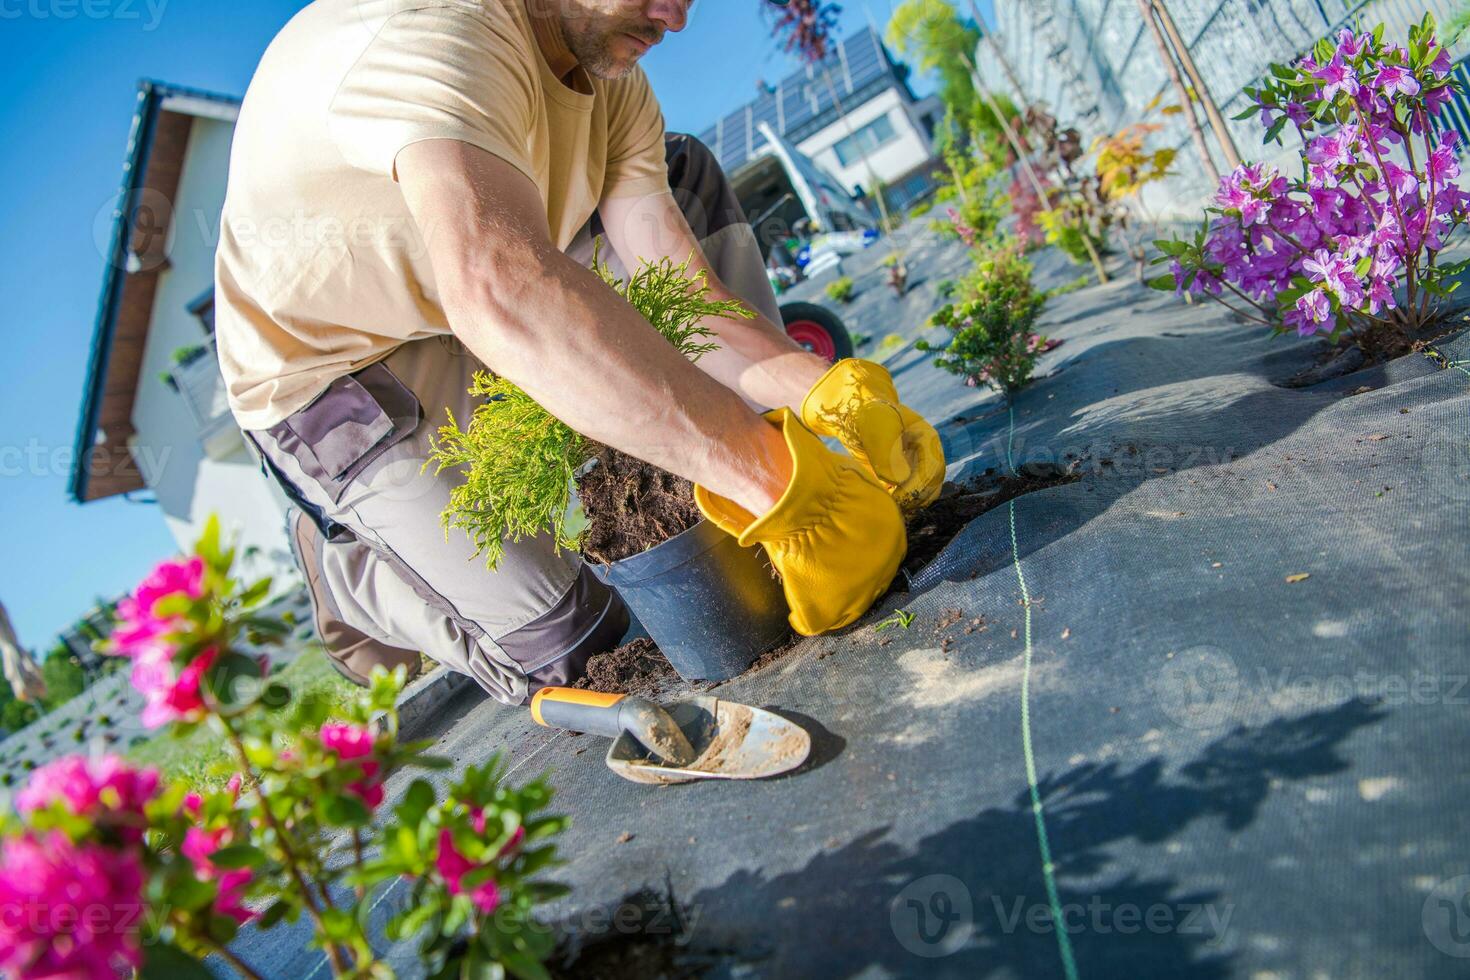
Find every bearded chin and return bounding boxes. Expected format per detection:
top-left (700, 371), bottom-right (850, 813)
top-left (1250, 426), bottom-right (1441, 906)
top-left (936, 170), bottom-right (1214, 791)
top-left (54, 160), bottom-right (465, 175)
top-left (568, 30), bottom-right (638, 80)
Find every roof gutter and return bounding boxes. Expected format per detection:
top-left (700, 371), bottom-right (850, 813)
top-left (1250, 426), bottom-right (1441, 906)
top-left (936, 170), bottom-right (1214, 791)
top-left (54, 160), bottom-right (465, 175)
top-left (68, 80), bottom-right (164, 504)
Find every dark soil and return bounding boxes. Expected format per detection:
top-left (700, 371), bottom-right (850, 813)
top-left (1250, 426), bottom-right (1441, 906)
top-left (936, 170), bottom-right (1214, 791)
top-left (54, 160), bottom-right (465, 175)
top-left (549, 889), bottom-right (714, 980)
top-left (578, 447), bottom-right (701, 566)
top-left (902, 465), bottom-right (1080, 577)
top-left (551, 935), bottom-right (706, 980)
top-left (573, 637), bottom-right (679, 698)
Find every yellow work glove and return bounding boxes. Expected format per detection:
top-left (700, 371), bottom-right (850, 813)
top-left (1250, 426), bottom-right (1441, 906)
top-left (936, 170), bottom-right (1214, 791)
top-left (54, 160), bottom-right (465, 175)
top-left (801, 358), bottom-right (945, 512)
top-left (695, 409), bottom-right (905, 637)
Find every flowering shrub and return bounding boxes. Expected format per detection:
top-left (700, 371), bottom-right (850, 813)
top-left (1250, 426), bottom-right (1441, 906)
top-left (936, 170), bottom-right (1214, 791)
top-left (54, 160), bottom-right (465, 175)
top-left (0, 517), bottom-right (569, 979)
top-left (917, 239), bottom-right (1049, 392)
top-left (932, 144), bottom-right (1006, 246)
top-left (1156, 16), bottom-right (1470, 348)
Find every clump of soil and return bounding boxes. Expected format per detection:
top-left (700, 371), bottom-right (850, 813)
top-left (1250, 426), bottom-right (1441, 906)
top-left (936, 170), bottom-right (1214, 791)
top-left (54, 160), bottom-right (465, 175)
top-left (902, 465), bottom-right (1080, 576)
top-left (578, 447), bottom-right (702, 566)
top-left (573, 637), bottom-right (680, 698)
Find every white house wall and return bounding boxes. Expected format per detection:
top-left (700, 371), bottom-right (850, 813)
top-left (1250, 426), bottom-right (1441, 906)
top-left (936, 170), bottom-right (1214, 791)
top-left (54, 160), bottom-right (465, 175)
top-left (796, 87), bottom-right (931, 195)
top-left (127, 115), bottom-right (293, 578)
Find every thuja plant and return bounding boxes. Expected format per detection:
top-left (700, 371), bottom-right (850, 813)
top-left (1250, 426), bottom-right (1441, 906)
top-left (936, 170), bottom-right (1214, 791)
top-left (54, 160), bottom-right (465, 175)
top-left (429, 252), bottom-right (748, 568)
top-left (1155, 17), bottom-right (1470, 349)
top-left (918, 238), bottom-right (1049, 393)
top-left (0, 518), bottom-right (568, 979)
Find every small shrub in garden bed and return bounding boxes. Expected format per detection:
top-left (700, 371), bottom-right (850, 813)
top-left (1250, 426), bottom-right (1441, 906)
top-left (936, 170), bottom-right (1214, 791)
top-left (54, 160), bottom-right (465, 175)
top-left (918, 239), bottom-right (1049, 393)
top-left (430, 251), bottom-right (749, 569)
top-left (1156, 16), bottom-right (1470, 356)
top-left (0, 518), bottom-right (572, 979)
top-left (825, 276), bottom-right (856, 303)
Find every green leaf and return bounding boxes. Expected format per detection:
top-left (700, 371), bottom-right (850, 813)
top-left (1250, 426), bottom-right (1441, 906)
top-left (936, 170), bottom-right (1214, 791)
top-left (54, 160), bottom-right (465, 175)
top-left (238, 577), bottom-right (273, 608)
top-left (1146, 274), bottom-right (1177, 291)
top-left (139, 943), bottom-right (218, 980)
top-left (208, 843), bottom-right (267, 869)
top-left (1263, 116), bottom-right (1288, 144)
top-left (206, 912), bottom-right (240, 945)
top-left (323, 793), bottom-right (372, 827)
top-left (257, 898), bottom-right (292, 930)
top-left (167, 875), bottom-right (216, 913)
top-left (387, 901), bottom-right (440, 942)
top-left (320, 907), bottom-right (358, 942)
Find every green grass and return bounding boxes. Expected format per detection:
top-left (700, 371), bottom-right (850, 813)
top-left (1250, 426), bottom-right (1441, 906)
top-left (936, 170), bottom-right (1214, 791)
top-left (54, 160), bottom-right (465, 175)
top-left (127, 646), bottom-right (358, 791)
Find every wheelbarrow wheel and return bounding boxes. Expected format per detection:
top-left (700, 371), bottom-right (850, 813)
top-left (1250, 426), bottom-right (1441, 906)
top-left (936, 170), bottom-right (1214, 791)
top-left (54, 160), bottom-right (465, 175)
top-left (781, 302), bottom-right (855, 364)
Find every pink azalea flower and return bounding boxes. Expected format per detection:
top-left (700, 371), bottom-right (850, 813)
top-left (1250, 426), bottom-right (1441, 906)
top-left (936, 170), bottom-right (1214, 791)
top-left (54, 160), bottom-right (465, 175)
top-left (138, 646), bottom-right (219, 729)
top-left (182, 827), bottom-right (256, 924)
top-left (320, 722), bottom-right (384, 810)
top-left (0, 831), bottom-right (146, 979)
top-left (1373, 62), bottom-right (1420, 97)
top-left (110, 556), bottom-right (207, 660)
top-left (436, 830), bottom-right (501, 913)
top-left (16, 756), bottom-right (159, 842)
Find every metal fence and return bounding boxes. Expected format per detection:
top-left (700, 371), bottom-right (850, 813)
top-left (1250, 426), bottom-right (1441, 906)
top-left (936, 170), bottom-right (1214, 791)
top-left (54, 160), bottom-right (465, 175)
top-left (978, 0), bottom-right (1467, 211)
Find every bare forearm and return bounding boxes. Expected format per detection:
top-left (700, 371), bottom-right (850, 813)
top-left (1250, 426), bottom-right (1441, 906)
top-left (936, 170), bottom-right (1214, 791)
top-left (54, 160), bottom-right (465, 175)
top-left (693, 277), bottom-right (829, 412)
top-left (445, 246), bottom-right (789, 513)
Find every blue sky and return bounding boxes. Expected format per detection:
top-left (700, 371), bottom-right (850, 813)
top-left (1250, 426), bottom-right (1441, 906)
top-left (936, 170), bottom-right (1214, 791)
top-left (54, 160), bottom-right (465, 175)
top-left (0, 0), bottom-right (976, 649)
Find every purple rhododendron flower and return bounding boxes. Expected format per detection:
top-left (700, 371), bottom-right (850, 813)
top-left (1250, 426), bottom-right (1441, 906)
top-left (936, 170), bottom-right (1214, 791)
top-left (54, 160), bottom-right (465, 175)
top-left (1336, 28), bottom-right (1369, 60)
top-left (1367, 275), bottom-right (1397, 314)
top-left (1429, 45), bottom-right (1452, 77)
top-left (1314, 55), bottom-right (1360, 99)
top-left (1381, 159), bottom-right (1419, 198)
top-left (1429, 131), bottom-right (1461, 185)
top-left (1295, 289), bottom-right (1334, 334)
top-left (1374, 62), bottom-right (1420, 96)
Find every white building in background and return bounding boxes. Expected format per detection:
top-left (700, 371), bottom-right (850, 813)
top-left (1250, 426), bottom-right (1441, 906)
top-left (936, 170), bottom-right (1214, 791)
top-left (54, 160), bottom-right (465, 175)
top-left (698, 25), bottom-right (942, 244)
top-left (70, 80), bottom-right (293, 579)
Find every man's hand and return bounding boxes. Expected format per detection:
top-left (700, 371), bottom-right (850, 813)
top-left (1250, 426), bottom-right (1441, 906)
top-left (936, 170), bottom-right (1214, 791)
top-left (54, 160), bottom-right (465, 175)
top-left (801, 359), bottom-right (946, 512)
top-left (395, 139), bottom-right (791, 518)
top-left (695, 409), bottom-right (905, 636)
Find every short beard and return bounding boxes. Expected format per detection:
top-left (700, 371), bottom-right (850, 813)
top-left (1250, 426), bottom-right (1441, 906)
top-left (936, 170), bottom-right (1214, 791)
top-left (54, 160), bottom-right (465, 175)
top-left (566, 30), bottom-right (636, 80)
top-left (561, 17), bottom-right (659, 80)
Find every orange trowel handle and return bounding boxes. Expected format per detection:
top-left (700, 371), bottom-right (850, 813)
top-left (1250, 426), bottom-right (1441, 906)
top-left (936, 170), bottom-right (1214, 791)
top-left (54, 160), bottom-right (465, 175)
top-left (531, 687), bottom-right (627, 739)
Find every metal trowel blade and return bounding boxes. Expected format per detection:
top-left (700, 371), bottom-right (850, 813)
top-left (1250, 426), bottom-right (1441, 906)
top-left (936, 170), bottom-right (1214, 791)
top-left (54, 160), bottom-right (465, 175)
top-left (604, 696), bottom-right (811, 785)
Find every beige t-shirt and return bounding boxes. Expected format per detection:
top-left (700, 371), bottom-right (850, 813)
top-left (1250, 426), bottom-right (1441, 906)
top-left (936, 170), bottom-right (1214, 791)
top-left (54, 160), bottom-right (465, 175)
top-left (214, 0), bottom-right (670, 430)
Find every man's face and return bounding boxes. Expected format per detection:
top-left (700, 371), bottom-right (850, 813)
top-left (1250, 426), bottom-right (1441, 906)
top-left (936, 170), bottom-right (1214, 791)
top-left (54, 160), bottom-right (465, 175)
top-left (558, 0), bottom-right (692, 79)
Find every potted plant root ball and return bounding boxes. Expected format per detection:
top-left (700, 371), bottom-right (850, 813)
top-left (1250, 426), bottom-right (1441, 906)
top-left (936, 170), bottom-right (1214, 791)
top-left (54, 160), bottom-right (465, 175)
top-left (430, 253), bottom-right (792, 682)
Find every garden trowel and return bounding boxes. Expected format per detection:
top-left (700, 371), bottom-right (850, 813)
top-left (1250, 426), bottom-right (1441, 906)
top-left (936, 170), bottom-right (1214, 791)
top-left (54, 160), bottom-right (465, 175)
top-left (531, 688), bottom-right (811, 785)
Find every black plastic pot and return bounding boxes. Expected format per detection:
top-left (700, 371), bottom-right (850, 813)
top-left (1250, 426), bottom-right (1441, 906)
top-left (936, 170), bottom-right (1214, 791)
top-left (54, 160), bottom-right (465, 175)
top-left (588, 519), bottom-right (790, 682)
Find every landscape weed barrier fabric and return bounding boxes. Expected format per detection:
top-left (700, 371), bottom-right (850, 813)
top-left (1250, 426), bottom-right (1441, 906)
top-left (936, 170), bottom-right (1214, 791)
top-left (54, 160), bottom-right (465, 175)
top-left (230, 233), bottom-right (1470, 979)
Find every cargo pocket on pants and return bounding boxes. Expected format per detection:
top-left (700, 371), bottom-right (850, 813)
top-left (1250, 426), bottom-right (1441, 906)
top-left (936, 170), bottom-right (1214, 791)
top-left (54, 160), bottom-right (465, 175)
top-left (265, 362), bottom-right (424, 505)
